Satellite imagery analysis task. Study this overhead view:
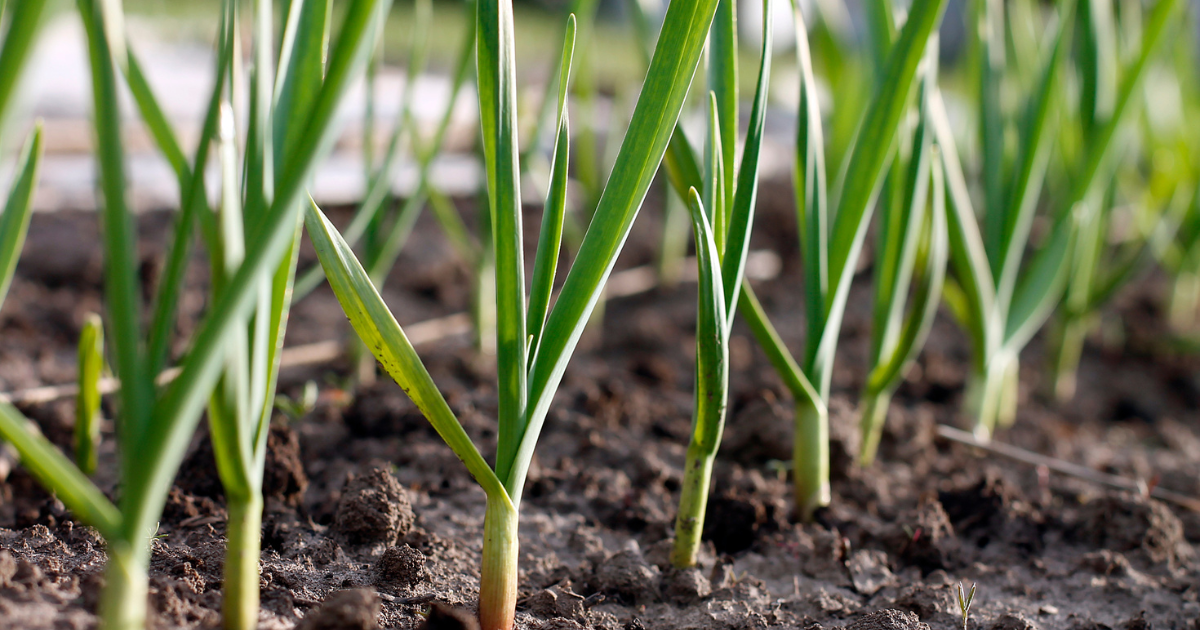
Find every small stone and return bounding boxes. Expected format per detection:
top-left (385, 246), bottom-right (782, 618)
top-left (1038, 605), bottom-right (1059, 616)
top-left (418, 602), bottom-right (479, 630)
top-left (846, 609), bottom-right (931, 630)
top-left (296, 589), bottom-right (380, 630)
top-left (663, 567), bottom-right (711, 605)
top-left (376, 544), bottom-right (426, 589)
top-left (333, 468), bottom-right (415, 546)
top-left (990, 613), bottom-right (1039, 630)
top-left (847, 549), bottom-right (895, 596)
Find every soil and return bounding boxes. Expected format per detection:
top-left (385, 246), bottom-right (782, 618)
top-left (0, 182), bottom-right (1198, 630)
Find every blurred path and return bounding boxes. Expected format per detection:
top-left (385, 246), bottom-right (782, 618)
top-left (13, 15), bottom-right (481, 212)
top-left (11, 13), bottom-right (799, 213)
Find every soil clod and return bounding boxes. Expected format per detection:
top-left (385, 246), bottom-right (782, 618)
top-left (845, 609), bottom-right (931, 630)
top-left (376, 544), bottom-right (426, 589)
top-left (417, 602), bottom-right (479, 630)
top-left (528, 584), bottom-right (586, 620)
top-left (889, 498), bottom-right (956, 572)
top-left (262, 424), bottom-right (309, 506)
top-left (332, 468), bottom-right (415, 546)
top-left (296, 589), bottom-right (381, 630)
top-left (847, 549), bottom-right (894, 596)
top-left (589, 548), bottom-right (659, 605)
top-left (662, 566), bottom-right (711, 605)
top-left (703, 493), bottom-right (769, 554)
top-left (1074, 493), bottom-right (1187, 566)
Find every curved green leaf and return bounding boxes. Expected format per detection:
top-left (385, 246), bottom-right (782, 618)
top-left (721, 0), bottom-right (773, 323)
top-left (517, 0), bottom-right (722, 504)
top-left (304, 200), bottom-right (509, 503)
top-left (527, 15), bottom-right (576, 368)
top-left (0, 404), bottom-right (121, 540)
top-left (0, 125), bottom-right (41, 310)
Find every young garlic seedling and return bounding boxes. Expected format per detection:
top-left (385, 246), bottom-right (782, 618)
top-left (0, 0), bottom-right (388, 626)
top-left (670, 0), bottom-right (774, 568)
top-left (75, 314), bottom-right (104, 477)
top-left (661, 0), bottom-right (947, 520)
top-left (304, 1), bottom-right (723, 627)
top-left (1046, 0), bottom-right (1188, 402)
top-left (934, 0), bottom-right (1182, 439)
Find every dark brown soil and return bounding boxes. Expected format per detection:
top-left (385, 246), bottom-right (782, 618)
top-left (0, 183), bottom-right (1198, 629)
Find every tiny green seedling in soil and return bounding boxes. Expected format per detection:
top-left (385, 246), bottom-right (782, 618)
top-left (275, 381), bottom-right (320, 421)
top-left (957, 582), bottom-right (977, 630)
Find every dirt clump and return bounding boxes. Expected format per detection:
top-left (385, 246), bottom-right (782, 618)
top-left (939, 472), bottom-right (1043, 552)
top-left (332, 467), bottom-right (414, 545)
top-left (376, 543), bottom-right (426, 589)
top-left (890, 580), bottom-right (959, 626)
top-left (703, 492), bottom-right (774, 554)
top-left (588, 548), bottom-right (659, 605)
top-left (801, 527), bottom-right (852, 587)
top-left (418, 602), bottom-right (479, 630)
top-left (310, 536), bottom-right (343, 566)
top-left (887, 498), bottom-right (957, 572)
top-left (845, 609), bottom-right (931, 630)
top-left (528, 583), bottom-right (586, 620)
top-left (262, 424), bottom-right (309, 506)
top-left (662, 566), bottom-right (711, 604)
top-left (296, 589), bottom-right (380, 630)
top-left (4, 469), bottom-right (66, 530)
top-left (847, 549), bottom-right (895, 596)
top-left (175, 423), bottom-right (308, 507)
top-left (1073, 493), bottom-right (1187, 566)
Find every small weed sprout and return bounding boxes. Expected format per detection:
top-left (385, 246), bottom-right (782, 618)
top-left (275, 381), bottom-right (320, 421)
top-left (956, 582), bottom-right (977, 630)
